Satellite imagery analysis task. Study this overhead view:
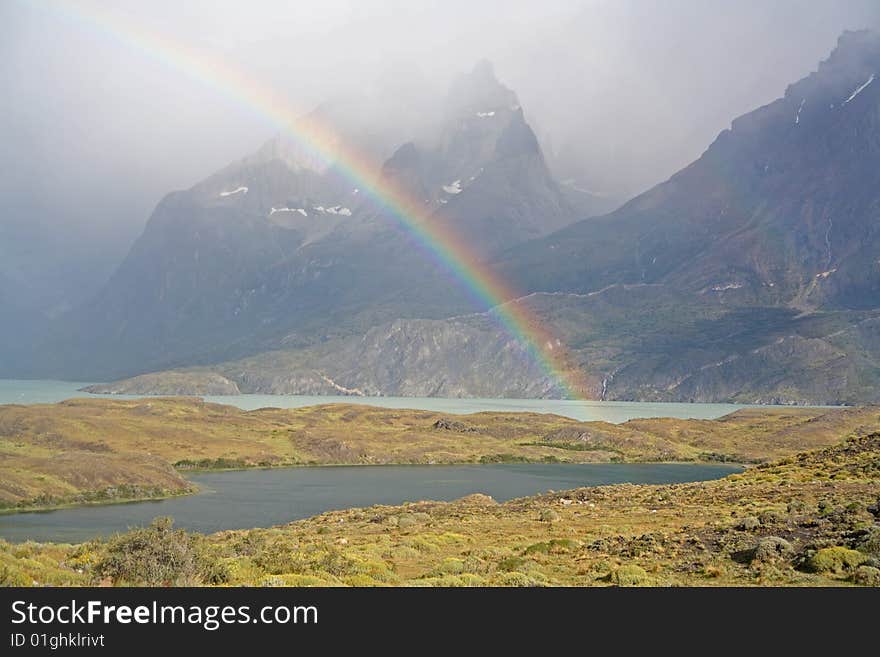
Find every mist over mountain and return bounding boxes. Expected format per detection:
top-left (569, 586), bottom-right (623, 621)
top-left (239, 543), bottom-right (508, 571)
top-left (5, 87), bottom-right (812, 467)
top-left (4, 2), bottom-right (880, 405)
top-left (85, 30), bottom-right (880, 405)
top-left (28, 63), bottom-right (581, 380)
top-left (3, 1), bottom-right (878, 337)
top-left (498, 30), bottom-right (880, 310)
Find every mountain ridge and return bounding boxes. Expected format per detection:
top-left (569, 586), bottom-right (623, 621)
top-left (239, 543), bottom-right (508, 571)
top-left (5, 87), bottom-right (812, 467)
top-left (26, 61), bottom-right (586, 381)
top-left (84, 32), bottom-right (880, 404)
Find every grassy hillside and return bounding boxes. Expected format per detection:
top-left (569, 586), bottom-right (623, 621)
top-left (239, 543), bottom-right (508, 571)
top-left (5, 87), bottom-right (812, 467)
top-left (3, 431), bottom-right (879, 586)
top-left (2, 398), bottom-right (879, 511)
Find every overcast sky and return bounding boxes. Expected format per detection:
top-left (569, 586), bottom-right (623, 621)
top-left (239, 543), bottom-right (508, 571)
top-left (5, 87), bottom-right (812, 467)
top-left (1, 0), bottom-right (879, 310)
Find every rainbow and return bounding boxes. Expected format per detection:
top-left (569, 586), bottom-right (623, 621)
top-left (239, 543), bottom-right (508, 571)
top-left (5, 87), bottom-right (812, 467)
top-left (28, 0), bottom-right (593, 399)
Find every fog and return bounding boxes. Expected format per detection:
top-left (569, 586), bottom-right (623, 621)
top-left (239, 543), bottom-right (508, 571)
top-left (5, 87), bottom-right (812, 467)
top-left (2, 0), bottom-right (879, 314)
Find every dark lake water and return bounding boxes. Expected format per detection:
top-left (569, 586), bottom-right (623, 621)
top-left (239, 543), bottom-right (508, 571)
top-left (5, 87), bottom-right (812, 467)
top-left (0, 463), bottom-right (740, 543)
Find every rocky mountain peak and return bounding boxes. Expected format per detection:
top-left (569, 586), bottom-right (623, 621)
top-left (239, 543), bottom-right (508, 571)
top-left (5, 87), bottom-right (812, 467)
top-left (250, 133), bottom-right (336, 175)
top-left (825, 29), bottom-right (880, 71)
top-left (445, 59), bottom-right (519, 119)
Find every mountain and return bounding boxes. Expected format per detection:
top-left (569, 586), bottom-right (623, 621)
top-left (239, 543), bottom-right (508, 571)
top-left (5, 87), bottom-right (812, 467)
top-left (29, 62), bottom-right (581, 380)
top-left (498, 30), bottom-right (880, 310)
top-left (87, 31), bottom-right (880, 405)
top-left (382, 60), bottom-right (589, 257)
top-left (85, 283), bottom-right (880, 404)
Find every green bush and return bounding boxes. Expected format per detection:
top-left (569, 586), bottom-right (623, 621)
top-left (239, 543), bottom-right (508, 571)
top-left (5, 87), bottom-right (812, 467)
top-left (610, 565), bottom-right (650, 587)
top-left (498, 556), bottom-right (529, 572)
top-left (494, 572), bottom-right (540, 587)
top-left (253, 539), bottom-right (308, 574)
top-left (850, 566), bottom-right (880, 587)
top-left (417, 574), bottom-right (486, 587)
top-left (94, 517), bottom-right (228, 585)
top-left (0, 563), bottom-right (29, 586)
top-left (804, 547), bottom-right (867, 574)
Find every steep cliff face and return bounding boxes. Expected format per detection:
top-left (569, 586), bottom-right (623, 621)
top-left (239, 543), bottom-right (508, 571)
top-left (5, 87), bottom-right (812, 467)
top-left (383, 61), bottom-right (579, 257)
top-left (498, 30), bottom-right (880, 313)
top-left (88, 282), bottom-right (880, 405)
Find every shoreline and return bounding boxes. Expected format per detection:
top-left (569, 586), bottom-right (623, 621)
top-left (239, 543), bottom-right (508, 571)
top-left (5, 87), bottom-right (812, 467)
top-left (0, 487), bottom-right (199, 517)
top-left (0, 459), bottom-right (744, 518)
top-left (2, 430), bottom-right (877, 586)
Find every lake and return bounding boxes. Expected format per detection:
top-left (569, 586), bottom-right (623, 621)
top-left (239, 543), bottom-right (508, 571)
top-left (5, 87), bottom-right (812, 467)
top-left (0, 463), bottom-right (740, 543)
top-left (0, 379), bottom-right (748, 423)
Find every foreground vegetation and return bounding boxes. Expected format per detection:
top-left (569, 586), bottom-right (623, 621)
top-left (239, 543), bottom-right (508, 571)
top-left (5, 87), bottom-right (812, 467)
top-left (2, 431), bottom-right (879, 587)
top-left (2, 398), bottom-right (880, 510)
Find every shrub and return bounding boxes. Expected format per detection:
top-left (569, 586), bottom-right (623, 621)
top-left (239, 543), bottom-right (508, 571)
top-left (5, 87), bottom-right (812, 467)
top-left (65, 541), bottom-right (102, 572)
top-left (524, 542), bottom-right (551, 555)
top-left (94, 517), bottom-right (227, 585)
top-left (344, 574), bottom-right (384, 587)
top-left (407, 537), bottom-right (439, 553)
top-left (437, 558), bottom-right (465, 574)
top-left (0, 563), bottom-right (29, 586)
top-left (494, 572), bottom-right (540, 587)
top-left (857, 529), bottom-right (880, 557)
top-left (751, 537), bottom-right (793, 564)
top-left (610, 565), bottom-right (650, 587)
top-left (591, 560), bottom-right (613, 575)
top-left (804, 547), bottom-right (867, 574)
top-left (758, 510), bottom-right (784, 525)
top-left (417, 573), bottom-right (486, 587)
top-left (253, 540), bottom-right (308, 574)
top-left (498, 556), bottom-right (529, 572)
top-left (280, 574), bottom-right (338, 587)
top-left (389, 545), bottom-right (420, 560)
top-left (230, 532), bottom-right (268, 557)
top-left (396, 512), bottom-right (432, 528)
top-left (539, 509), bottom-right (561, 523)
top-left (736, 516), bottom-right (760, 531)
top-left (551, 538), bottom-right (581, 551)
top-left (850, 566), bottom-right (880, 587)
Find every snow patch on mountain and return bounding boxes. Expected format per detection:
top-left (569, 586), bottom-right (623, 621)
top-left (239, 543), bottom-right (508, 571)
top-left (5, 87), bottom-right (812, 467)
top-left (311, 205), bottom-right (352, 216)
top-left (219, 186), bottom-right (248, 197)
top-left (443, 180), bottom-right (463, 194)
top-left (270, 207), bottom-right (307, 216)
top-left (844, 73), bottom-right (875, 104)
top-left (711, 282), bottom-right (744, 292)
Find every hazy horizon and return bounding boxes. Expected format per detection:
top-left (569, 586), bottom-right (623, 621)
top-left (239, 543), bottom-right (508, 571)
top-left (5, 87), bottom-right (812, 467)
top-left (2, 0), bottom-right (879, 316)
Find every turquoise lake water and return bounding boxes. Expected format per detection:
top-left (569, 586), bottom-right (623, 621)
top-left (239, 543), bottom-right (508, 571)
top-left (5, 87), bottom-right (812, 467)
top-left (0, 378), bottom-right (748, 423)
